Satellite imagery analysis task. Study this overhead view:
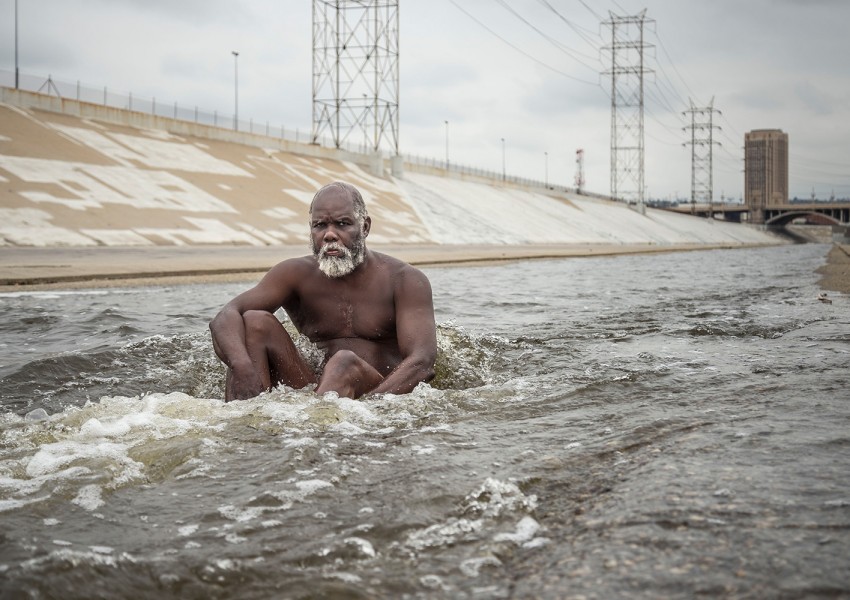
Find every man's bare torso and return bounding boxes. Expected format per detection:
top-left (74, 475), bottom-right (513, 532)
top-left (281, 252), bottom-right (405, 376)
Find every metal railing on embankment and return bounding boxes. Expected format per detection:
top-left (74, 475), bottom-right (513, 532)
top-left (1, 69), bottom-right (585, 196)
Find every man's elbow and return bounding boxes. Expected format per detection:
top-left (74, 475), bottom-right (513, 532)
top-left (413, 354), bottom-right (436, 384)
top-left (209, 311), bottom-right (223, 336)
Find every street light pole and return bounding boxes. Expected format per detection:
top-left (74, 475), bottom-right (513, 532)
top-left (501, 138), bottom-right (506, 181)
top-left (445, 120), bottom-right (449, 170)
top-left (14, 0), bottom-right (19, 89)
top-left (545, 151), bottom-right (548, 188)
top-left (232, 50), bottom-right (239, 131)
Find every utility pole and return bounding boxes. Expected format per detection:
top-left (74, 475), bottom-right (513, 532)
top-left (232, 51), bottom-right (239, 131)
top-left (501, 138), bottom-right (506, 181)
top-left (603, 10), bottom-right (653, 209)
top-left (14, 0), bottom-right (19, 89)
top-left (445, 120), bottom-right (449, 169)
top-left (682, 97), bottom-right (721, 216)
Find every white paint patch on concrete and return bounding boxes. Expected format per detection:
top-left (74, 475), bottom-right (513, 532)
top-left (47, 125), bottom-right (135, 166)
top-left (134, 218), bottom-right (266, 246)
top-left (0, 134), bottom-right (11, 142)
top-left (274, 160), bottom-right (324, 191)
top-left (0, 208), bottom-right (97, 247)
top-left (0, 156), bottom-right (238, 213)
top-left (80, 119), bottom-right (108, 130)
top-left (341, 161), bottom-right (398, 193)
top-left (282, 223), bottom-right (307, 235)
top-left (48, 124), bottom-right (252, 176)
top-left (263, 206), bottom-right (298, 219)
top-left (283, 188), bottom-right (314, 207)
top-left (262, 229), bottom-right (295, 243)
top-left (237, 223), bottom-right (278, 245)
top-left (80, 229), bottom-right (155, 246)
top-left (398, 172), bottom-right (779, 246)
top-left (110, 132), bottom-right (252, 176)
top-left (138, 129), bottom-right (184, 142)
top-left (218, 183), bottom-right (232, 191)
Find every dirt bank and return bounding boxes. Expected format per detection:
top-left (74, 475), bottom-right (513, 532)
top-left (817, 244), bottom-right (850, 294)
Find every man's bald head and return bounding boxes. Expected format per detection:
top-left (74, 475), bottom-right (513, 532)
top-left (309, 182), bottom-right (368, 224)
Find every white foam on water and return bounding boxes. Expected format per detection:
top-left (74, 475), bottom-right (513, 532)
top-left (177, 524), bottom-right (199, 537)
top-left (283, 437), bottom-right (319, 448)
top-left (343, 537), bottom-right (377, 558)
top-left (326, 572), bottom-right (363, 583)
top-left (224, 532), bottom-right (247, 544)
top-left (72, 484), bottom-right (105, 511)
top-left (25, 440), bottom-right (140, 481)
top-left (19, 549), bottom-right (134, 571)
top-left (261, 519), bottom-right (283, 528)
top-left (406, 518), bottom-right (484, 552)
top-left (459, 556), bottom-right (503, 578)
top-left (330, 422), bottom-right (368, 436)
top-left (218, 505), bottom-right (267, 523)
top-left (493, 516), bottom-right (541, 544)
top-left (0, 290), bottom-right (113, 299)
top-left (295, 479), bottom-right (335, 494)
top-left (1, 378), bottom-right (483, 515)
top-left (402, 477), bottom-right (540, 555)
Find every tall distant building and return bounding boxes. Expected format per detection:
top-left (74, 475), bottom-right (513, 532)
top-left (744, 129), bottom-right (788, 223)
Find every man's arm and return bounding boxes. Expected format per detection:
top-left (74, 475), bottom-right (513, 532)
top-left (209, 260), bottom-right (300, 399)
top-left (369, 267), bottom-right (437, 395)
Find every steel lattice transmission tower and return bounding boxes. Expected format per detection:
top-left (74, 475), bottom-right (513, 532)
top-left (682, 97), bottom-right (721, 211)
top-left (575, 148), bottom-right (585, 194)
top-left (312, 0), bottom-right (400, 156)
top-left (603, 10), bottom-right (653, 206)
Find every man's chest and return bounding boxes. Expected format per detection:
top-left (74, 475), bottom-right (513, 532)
top-left (288, 284), bottom-right (396, 342)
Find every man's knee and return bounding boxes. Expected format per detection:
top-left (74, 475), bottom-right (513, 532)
top-left (325, 349), bottom-right (368, 372)
top-left (243, 311), bottom-right (290, 350)
top-left (243, 310), bottom-right (279, 334)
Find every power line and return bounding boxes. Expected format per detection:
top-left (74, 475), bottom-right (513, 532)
top-left (494, 0), bottom-right (601, 69)
top-left (536, 0), bottom-right (601, 49)
top-left (448, 0), bottom-right (601, 86)
top-left (651, 24), bottom-right (702, 106)
top-left (575, 0), bottom-right (604, 21)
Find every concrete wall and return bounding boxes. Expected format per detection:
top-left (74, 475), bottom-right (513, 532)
top-left (0, 88), bottom-right (781, 249)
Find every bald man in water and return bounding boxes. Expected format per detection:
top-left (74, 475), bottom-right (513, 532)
top-left (209, 181), bottom-right (437, 401)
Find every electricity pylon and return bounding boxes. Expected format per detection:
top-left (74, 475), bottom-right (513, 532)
top-left (603, 10), bottom-right (653, 206)
top-left (311, 0), bottom-right (400, 156)
top-left (682, 97), bottom-right (721, 213)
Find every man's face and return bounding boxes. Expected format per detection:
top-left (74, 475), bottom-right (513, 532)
top-left (309, 188), bottom-right (370, 278)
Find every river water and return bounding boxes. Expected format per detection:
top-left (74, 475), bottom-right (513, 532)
top-left (1, 243), bottom-right (848, 599)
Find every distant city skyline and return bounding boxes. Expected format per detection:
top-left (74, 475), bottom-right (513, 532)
top-left (1, 0), bottom-right (848, 201)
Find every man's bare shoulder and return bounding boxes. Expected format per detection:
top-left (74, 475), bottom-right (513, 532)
top-left (370, 251), bottom-right (428, 277)
top-left (265, 255), bottom-right (316, 277)
top-left (370, 251), bottom-right (432, 293)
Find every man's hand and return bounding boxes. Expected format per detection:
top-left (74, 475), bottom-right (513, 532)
top-left (228, 361), bottom-right (267, 400)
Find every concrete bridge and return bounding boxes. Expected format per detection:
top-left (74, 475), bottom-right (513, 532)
top-left (662, 201), bottom-right (850, 240)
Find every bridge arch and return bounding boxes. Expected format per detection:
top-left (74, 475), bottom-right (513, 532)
top-left (764, 210), bottom-right (842, 227)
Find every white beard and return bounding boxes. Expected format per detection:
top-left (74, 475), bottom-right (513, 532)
top-left (314, 239), bottom-right (365, 278)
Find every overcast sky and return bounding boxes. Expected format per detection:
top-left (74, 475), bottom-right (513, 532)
top-left (2, 0), bottom-right (849, 201)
